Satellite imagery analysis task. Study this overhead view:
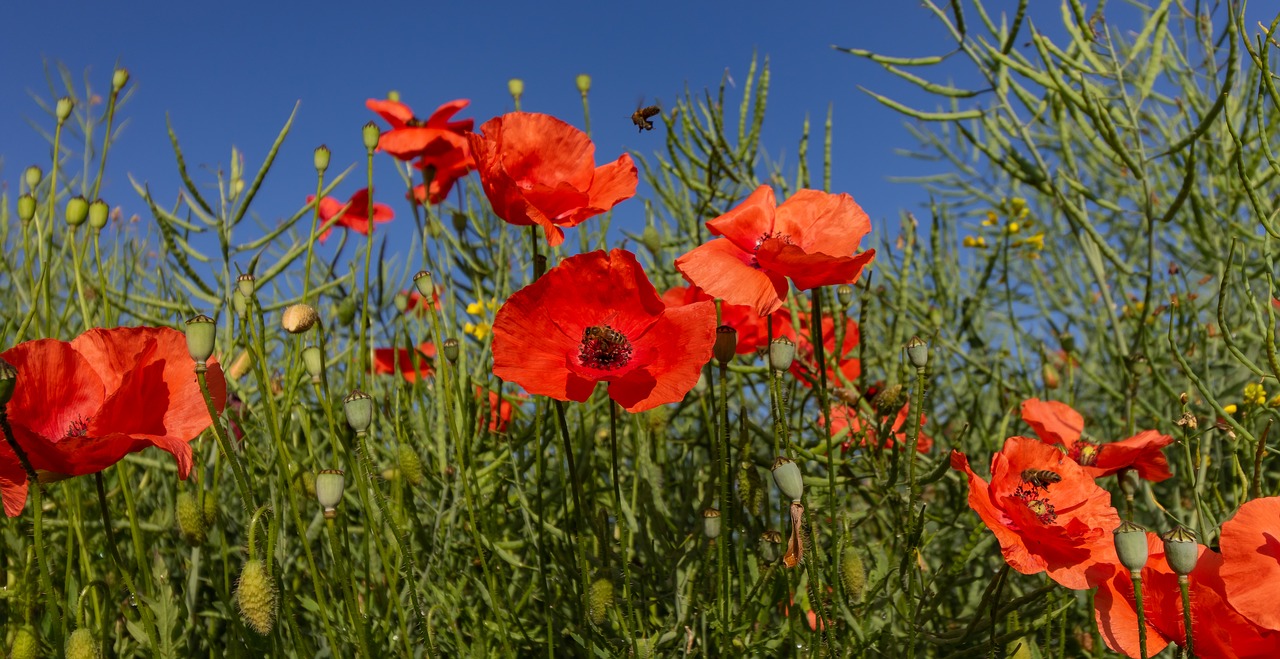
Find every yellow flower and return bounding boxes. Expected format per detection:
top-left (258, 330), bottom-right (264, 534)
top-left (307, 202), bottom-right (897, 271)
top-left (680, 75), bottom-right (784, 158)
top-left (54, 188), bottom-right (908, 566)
top-left (464, 321), bottom-right (491, 340)
top-left (466, 301), bottom-right (485, 315)
top-left (982, 210), bottom-right (999, 226)
top-left (1022, 232), bottom-right (1045, 251)
top-left (1244, 382), bottom-right (1267, 406)
top-left (1223, 404), bottom-right (1238, 415)
top-left (1007, 222), bottom-right (1020, 234)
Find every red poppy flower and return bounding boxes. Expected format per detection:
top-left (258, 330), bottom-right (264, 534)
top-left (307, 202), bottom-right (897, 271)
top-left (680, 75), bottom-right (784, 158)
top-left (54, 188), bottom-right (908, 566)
top-left (0, 327), bottom-right (227, 517)
top-left (790, 313), bottom-right (860, 388)
top-left (827, 403), bottom-right (932, 454)
top-left (468, 113), bottom-right (638, 247)
top-left (661, 284), bottom-right (793, 355)
top-left (1020, 398), bottom-right (1173, 482)
top-left (307, 188), bottom-right (393, 243)
top-left (366, 98), bottom-right (473, 163)
top-left (674, 186), bottom-right (876, 316)
top-left (477, 386), bottom-right (515, 434)
top-left (492, 249), bottom-right (715, 413)
top-left (397, 290), bottom-right (441, 315)
top-left (951, 436), bottom-right (1121, 589)
top-left (407, 145), bottom-right (475, 206)
top-left (372, 342), bottom-right (436, 382)
top-left (1096, 532), bottom-right (1280, 658)
top-left (1220, 496), bottom-right (1280, 632)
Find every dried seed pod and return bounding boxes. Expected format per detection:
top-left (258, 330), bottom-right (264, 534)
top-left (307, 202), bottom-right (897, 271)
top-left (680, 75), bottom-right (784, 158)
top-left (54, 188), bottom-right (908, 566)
top-left (281, 304), bottom-right (319, 334)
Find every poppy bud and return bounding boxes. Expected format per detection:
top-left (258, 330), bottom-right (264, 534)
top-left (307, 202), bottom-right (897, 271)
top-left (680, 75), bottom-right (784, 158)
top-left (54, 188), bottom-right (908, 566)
top-left (202, 493), bottom-right (218, 528)
top-left (576, 73), bottom-right (592, 95)
top-left (297, 470), bottom-right (316, 498)
top-left (313, 145), bottom-right (330, 173)
top-left (1058, 331), bottom-right (1076, 354)
top-left (1161, 525), bottom-right (1199, 576)
top-left (906, 336), bottom-right (928, 369)
top-left (176, 491), bottom-right (207, 545)
top-left (1118, 468), bottom-right (1140, 499)
top-left (393, 291), bottom-right (409, 313)
top-left (56, 96), bottom-right (74, 122)
top-left (281, 303), bottom-right (319, 334)
top-left (315, 469), bottom-right (345, 517)
top-left (771, 456), bottom-right (804, 502)
top-left (836, 285), bottom-right (854, 307)
top-left (9, 625), bottom-right (39, 659)
top-left (759, 530), bottom-right (783, 562)
top-left (769, 337), bottom-right (796, 372)
top-left (17, 194), bottom-right (36, 223)
top-left (840, 547), bottom-right (865, 603)
top-left (236, 273), bottom-right (256, 298)
top-left (398, 445), bottom-right (424, 486)
top-left (588, 576), bottom-right (613, 625)
top-left (443, 338), bottom-right (460, 363)
top-left (301, 346), bottom-right (324, 382)
top-left (65, 627), bottom-right (100, 659)
top-left (65, 195), bottom-right (90, 226)
top-left (88, 199), bottom-right (109, 230)
top-left (1113, 520), bottom-right (1149, 572)
top-left (235, 559), bottom-right (277, 635)
top-left (714, 325), bottom-right (737, 365)
top-left (387, 90), bottom-right (400, 102)
top-left (639, 225), bottom-right (662, 255)
top-left (508, 78), bottom-right (525, 102)
top-left (344, 390), bottom-right (374, 432)
top-left (702, 507), bottom-right (722, 539)
top-left (362, 121), bottom-right (380, 151)
top-left (112, 68), bottom-right (130, 93)
top-left (872, 384), bottom-right (905, 416)
top-left (738, 461), bottom-right (765, 516)
top-left (1042, 361), bottom-right (1060, 389)
top-left (185, 315), bottom-right (216, 366)
top-left (335, 296), bottom-right (357, 326)
top-left (412, 270), bottom-right (433, 297)
top-left (23, 165), bottom-right (42, 191)
top-left (0, 358), bottom-right (16, 406)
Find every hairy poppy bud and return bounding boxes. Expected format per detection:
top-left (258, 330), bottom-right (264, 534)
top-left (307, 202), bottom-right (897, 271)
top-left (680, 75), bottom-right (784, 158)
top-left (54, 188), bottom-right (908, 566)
top-left (185, 315), bottom-right (216, 366)
top-left (1114, 520), bottom-right (1149, 572)
top-left (840, 547), bottom-right (865, 603)
top-left (315, 469), bottom-right (345, 517)
top-left (335, 296), bottom-right (357, 326)
top-left (9, 625), bottom-right (39, 659)
top-left (88, 199), bottom-right (109, 230)
top-left (508, 78), bottom-right (525, 102)
top-left (362, 121), bottom-right (380, 151)
top-left (1161, 525), bottom-right (1199, 576)
top-left (313, 145), bottom-right (330, 173)
top-left (17, 194), bottom-right (36, 223)
top-left (301, 346), bottom-right (323, 382)
top-left (769, 337), bottom-right (795, 372)
top-left (65, 627), bottom-right (101, 659)
top-left (281, 304), bottom-right (319, 334)
top-left (443, 338), bottom-right (460, 363)
top-left (202, 493), bottom-right (218, 528)
top-left (56, 96), bottom-right (74, 122)
top-left (872, 384), bottom-right (905, 415)
top-left (23, 165), bottom-right (42, 191)
top-left (398, 445), bottom-right (423, 486)
top-left (576, 73), bottom-right (592, 95)
top-left (344, 390), bottom-right (374, 432)
top-left (714, 325), bottom-right (737, 365)
top-left (0, 358), bottom-right (16, 406)
top-left (702, 507), bottom-right (722, 539)
top-left (176, 491), bottom-right (207, 545)
top-left (236, 559), bottom-right (277, 634)
top-left (65, 195), bottom-right (89, 226)
top-left (588, 577), bottom-right (613, 625)
top-left (412, 270), bottom-right (433, 298)
top-left (906, 336), bottom-right (928, 369)
top-left (1042, 361), bottom-right (1060, 389)
top-left (738, 461), bottom-right (765, 516)
top-left (112, 68), bottom-right (130, 93)
top-left (236, 273), bottom-right (256, 299)
top-left (771, 456), bottom-right (804, 502)
top-left (297, 470), bottom-right (316, 498)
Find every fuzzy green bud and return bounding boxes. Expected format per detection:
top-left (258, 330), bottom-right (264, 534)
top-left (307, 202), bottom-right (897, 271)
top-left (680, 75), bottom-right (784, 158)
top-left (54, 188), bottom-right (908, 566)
top-left (576, 73), bottom-right (592, 95)
top-left (713, 325), bottom-right (737, 365)
top-left (1161, 525), bottom-right (1199, 576)
top-left (771, 456), bottom-right (804, 502)
top-left (398, 445), bottom-right (424, 486)
top-left (906, 336), bottom-right (928, 369)
top-left (362, 121), bottom-right (380, 151)
top-left (65, 195), bottom-right (90, 226)
top-left (840, 547), bottom-right (865, 603)
top-left (301, 346), bottom-right (324, 382)
top-left (297, 470), bottom-right (316, 499)
top-left (508, 78), bottom-right (525, 101)
top-left (88, 199), bottom-right (109, 229)
top-left (17, 194), bottom-right (36, 223)
top-left (738, 461), bottom-right (765, 517)
top-left (56, 96), bottom-right (74, 123)
top-left (702, 507), bottom-right (722, 539)
top-left (640, 225), bottom-right (661, 255)
top-left (872, 383), bottom-right (906, 416)
top-left (412, 270), bottom-right (433, 297)
top-left (112, 68), bottom-right (130, 93)
top-left (316, 469), bottom-right (345, 517)
top-left (0, 358), bottom-right (16, 406)
top-left (1113, 520), bottom-right (1149, 572)
top-left (343, 390), bottom-right (374, 432)
top-left (185, 315), bottom-right (216, 366)
top-left (769, 337), bottom-right (796, 371)
top-left (236, 559), bottom-right (277, 635)
top-left (23, 165), bottom-right (42, 191)
top-left (9, 625), bottom-right (39, 659)
top-left (313, 145), bottom-right (330, 173)
top-left (65, 627), bottom-right (101, 659)
top-left (202, 493), bottom-right (218, 528)
top-left (176, 491), bottom-right (207, 545)
top-left (588, 576), bottom-right (613, 625)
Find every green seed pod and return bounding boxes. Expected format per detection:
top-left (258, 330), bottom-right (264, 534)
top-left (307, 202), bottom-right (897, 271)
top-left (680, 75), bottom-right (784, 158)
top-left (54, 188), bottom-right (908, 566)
top-left (362, 121), bottom-right (380, 151)
top-left (17, 194), bottom-right (37, 223)
top-left (702, 507), bottom-right (722, 539)
top-left (412, 270), bottom-right (433, 297)
top-left (714, 325), bottom-right (737, 365)
top-left (508, 78), bottom-right (525, 101)
top-left (344, 390), bottom-right (374, 432)
top-left (393, 291), bottom-right (409, 313)
top-left (640, 225), bottom-right (661, 255)
top-left (202, 492), bottom-right (218, 528)
top-left (588, 576), bottom-right (613, 625)
top-left (56, 96), bottom-right (74, 122)
top-left (335, 296), bottom-right (358, 326)
top-left (771, 456), bottom-right (804, 502)
top-left (65, 627), bottom-right (101, 659)
top-left (840, 547), bottom-right (865, 603)
top-left (23, 165), bottom-right (43, 191)
top-left (112, 68), bottom-right (130, 93)
top-left (759, 530), bottom-right (783, 563)
top-left (738, 461), bottom-right (765, 517)
top-left (185, 315), bottom-right (216, 366)
top-left (769, 337), bottom-right (796, 371)
top-left (1113, 520), bottom-right (1149, 572)
top-left (1161, 525), bottom-right (1199, 576)
top-left (836, 284), bottom-right (854, 307)
top-left (88, 199), bottom-right (109, 230)
top-left (575, 73), bottom-right (592, 95)
top-left (231, 289), bottom-right (248, 317)
top-left (65, 195), bottom-right (90, 226)
top-left (236, 559), bottom-right (277, 635)
top-left (281, 303), bottom-right (319, 334)
top-left (302, 346), bottom-right (324, 381)
top-left (0, 357), bottom-right (16, 406)
top-left (236, 273), bottom-right (256, 299)
top-left (906, 336), bottom-right (928, 369)
top-left (9, 625), bottom-right (39, 659)
top-left (176, 491), bottom-right (207, 545)
top-left (316, 469), bottom-right (345, 517)
top-left (398, 445), bottom-right (424, 487)
top-left (313, 145), bottom-right (330, 173)
top-left (443, 338), bottom-right (460, 363)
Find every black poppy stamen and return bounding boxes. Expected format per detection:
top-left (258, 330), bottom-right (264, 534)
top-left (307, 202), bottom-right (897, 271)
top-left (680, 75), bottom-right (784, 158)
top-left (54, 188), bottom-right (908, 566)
top-left (579, 325), bottom-right (633, 370)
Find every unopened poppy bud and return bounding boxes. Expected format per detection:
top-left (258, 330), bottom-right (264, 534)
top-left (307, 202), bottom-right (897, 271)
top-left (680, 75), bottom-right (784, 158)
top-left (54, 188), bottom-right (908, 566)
top-left (65, 627), bottom-right (100, 659)
top-left (759, 530), bottom-right (783, 562)
top-left (769, 337), bottom-right (796, 371)
top-left (836, 285), bottom-right (854, 307)
top-left (393, 291), bottom-right (409, 312)
top-left (412, 270), bottom-right (433, 298)
top-left (185, 315), bottom-right (216, 366)
top-left (23, 165), bottom-right (42, 190)
top-left (56, 96), bottom-right (74, 122)
top-left (1113, 520), bottom-right (1149, 572)
top-left (297, 470), bottom-right (316, 498)
top-left (702, 507), bottom-right (722, 539)
top-left (235, 559), bottom-right (277, 635)
top-left (344, 390), bottom-right (374, 432)
top-left (231, 289), bottom-right (248, 317)
top-left (1042, 361), bottom-right (1060, 389)
top-left (576, 73), bottom-right (592, 95)
top-left (1161, 525), bottom-right (1199, 576)
top-left (202, 494), bottom-right (218, 528)
top-left (398, 445), bottom-right (424, 486)
top-left (0, 358), bottom-right (16, 406)
top-left (88, 199), bottom-right (109, 229)
top-left (236, 273), bottom-right (256, 298)
top-left (1118, 468), bottom-right (1140, 498)
top-left (65, 195), bottom-right (90, 226)
top-left (906, 336), bottom-right (928, 369)
top-left (315, 469), bottom-right (345, 517)
top-left (301, 346), bottom-right (324, 381)
top-left (588, 576), bottom-right (613, 625)
top-left (17, 194), bottom-right (36, 223)
top-left (335, 296), bottom-right (357, 326)
top-left (387, 90), bottom-right (400, 102)
top-left (176, 491), bottom-right (207, 545)
top-left (771, 456), bottom-right (804, 502)
top-left (508, 78), bottom-right (525, 101)
top-left (313, 145), bottom-right (330, 173)
top-left (640, 225), bottom-right (661, 254)
top-left (714, 325), bottom-right (737, 365)
top-left (1058, 331), bottom-right (1076, 354)
top-left (362, 121), bottom-right (380, 151)
top-left (10, 625), bottom-right (39, 659)
top-left (840, 547), bottom-right (865, 603)
top-left (442, 338), bottom-right (460, 363)
top-left (112, 68), bottom-right (130, 93)
top-left (281, 303), bottom-right (319, 334)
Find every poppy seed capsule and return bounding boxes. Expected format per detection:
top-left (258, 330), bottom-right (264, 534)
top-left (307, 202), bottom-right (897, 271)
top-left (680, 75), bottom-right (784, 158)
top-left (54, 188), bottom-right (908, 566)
top-left (443, 338), bottom-right (460, 363)
top-left (313, 145), bottom-right (330, 173)
top-left (235, 559), bottom-right (277, 635)
top-left (65, 627), bottom-right (101, 659)
top-left (836, 284), bottom-right (854, 307)
top-left (88, 199), bottom-right (109, 230)
top-left (9, 625), bottom-right (39, 659)
top-left (343, 390), bottom-right (374, 432)
top-left (301, 346), bottom-right (323, 381)
top-left (56, 96), bottom-right (74, 122)
top-left (315, 469), bottom-right (345, 517)
top-left (185, 315), bottom-right (216, 366)
top-left (769, 337), bottom-right (796, 372)
top-left (281, 303), bottom-right (319, 334)
top-left (771, 456), bottom-right (804, 502)
top-left (508, 78), bottom-right (525, 100)
top-left (0, 358), bottom-right (16, 405)
top-left (1113, 520), bottom-right (1149, 572)
top-left (236, 273), bottom-right (256, 298)
top-left (759, 530), bottom-right (783, 562)
top-left (362, 121), bottom-right (380, 151)
top-left (1161, 525), bottom-right (1199, 576)
top-left (23, 165), bottom-right (42, 190)
top-left (17, 194), bottom-right (36, 223)
top-left (393, 292), bottom-right (409, 312)
top-left (412, 270), bottom-right (433, 298)
top-left (714, 325), bottom-right (737, 365)
top-left (65, 195), bottom-right (90, 226)
top-left (112, 68), bottom-right (130, 93)
top-left (576, 73), bottom-right (592, 94)
top-left (906, 336), bottom-right (928, 369)
top-left (702, 507), bottom-right (722, 539)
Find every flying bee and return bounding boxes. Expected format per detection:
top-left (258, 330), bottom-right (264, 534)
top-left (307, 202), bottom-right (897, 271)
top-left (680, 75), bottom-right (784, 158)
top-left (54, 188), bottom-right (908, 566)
top-left (1020, 468), bottom-right (1062, 491)
top-left (631, 105), bottom-right (661, 132)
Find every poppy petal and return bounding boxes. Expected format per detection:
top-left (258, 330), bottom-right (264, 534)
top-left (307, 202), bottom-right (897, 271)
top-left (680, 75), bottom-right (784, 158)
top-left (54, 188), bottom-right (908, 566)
top-left (1020, 398), bottom-right (1085, 446)
top-left (773, 190), bottom-right (872, 256)
top-left (705, 185), bottom-right (776, 253)
top-left (674, 238), bottom-right (789, 316)
top-left (756, 240), bottom-right (876, 291)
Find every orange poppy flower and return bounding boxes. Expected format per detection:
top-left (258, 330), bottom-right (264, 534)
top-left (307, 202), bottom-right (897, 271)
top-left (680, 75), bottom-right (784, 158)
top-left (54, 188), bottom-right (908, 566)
top-left (372, 342), bottom-right (435, 382)
top-left (0, 327), bottom-right (227, 517)
top-left (468, 113), bottom-right (638, 247)
top-left (1096, 531), bottom-right (1280, 658)
top-left (1220, 496), bottom-right (1280, 632)
top-left (397, 290), bottom-right (440, 316)
top-left (674, 186), bottom-right (876, 316)
top-left (492, 249), bottom-right (715, 413)
top-left (1020, 398), bottom-right (1173, 482)
top-left (827, 403), bottom-right (932, 454)
top-left (407, 144), bottom-right (475, 206)
top-left (307, 188), bottom-right (393, 243)
top-left (951, 436), bottom-right (1120, 589)
top-left (366, 98), bottom-right (473, 163)
top-left (477, 386), bottom-right (516, 434)
top-left (661, 284), bottom-right (793, 355)
top-left (790, 313), bottom-right (860, 388)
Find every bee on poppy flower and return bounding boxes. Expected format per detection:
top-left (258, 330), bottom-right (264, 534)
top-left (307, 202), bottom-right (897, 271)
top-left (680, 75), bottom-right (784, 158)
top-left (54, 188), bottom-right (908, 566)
top-left (631, 105), bottom-right (661, 132)
top-left (1020, 468), bottom-right (1062, 491)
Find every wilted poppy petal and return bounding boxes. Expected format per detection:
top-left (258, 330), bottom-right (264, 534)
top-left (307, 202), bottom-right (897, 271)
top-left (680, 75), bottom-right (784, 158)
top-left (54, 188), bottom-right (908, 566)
top-left (674, 238), bottom-right (789, 316)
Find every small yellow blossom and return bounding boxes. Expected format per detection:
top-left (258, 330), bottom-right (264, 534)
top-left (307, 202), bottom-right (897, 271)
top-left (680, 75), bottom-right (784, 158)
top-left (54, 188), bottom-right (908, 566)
top-left (464, 321), bottom-right (491, 340)
top-left (1021, 233), bottom-right (1045, 251)
top-left (1244, 382), bottom-right (1267, 406)
top-left (466, 301), bottom-right (485, 315)
top-left (982, 210), bottom-right (999, 226)
top-left (963, 235), bottom-right (988, 249)
top-left (1007, 222), bottom-right (1020, 234)
top-left (1223, 404), bottom-right (1238, 415)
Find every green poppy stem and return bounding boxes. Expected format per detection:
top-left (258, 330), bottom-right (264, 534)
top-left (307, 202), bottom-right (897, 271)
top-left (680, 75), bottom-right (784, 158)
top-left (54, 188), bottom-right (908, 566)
top-left (1179, 575), bottom-right (1194, 658)
top-left (1132, 570), bottom-right (1148, 659)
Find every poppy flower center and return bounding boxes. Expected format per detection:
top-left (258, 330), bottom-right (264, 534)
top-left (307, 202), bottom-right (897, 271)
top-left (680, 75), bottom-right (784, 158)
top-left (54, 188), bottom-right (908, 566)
top-left (1071, 441), bottom-right (1100, 466)
top-left (578, 325), bottom-right (633, 371)
top-left (1013, 471), bottom-right (1059, 524)
top-left (64, 416), bottom-right (89, 440)
top-left (750, 232), bottom-right (793, 268)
